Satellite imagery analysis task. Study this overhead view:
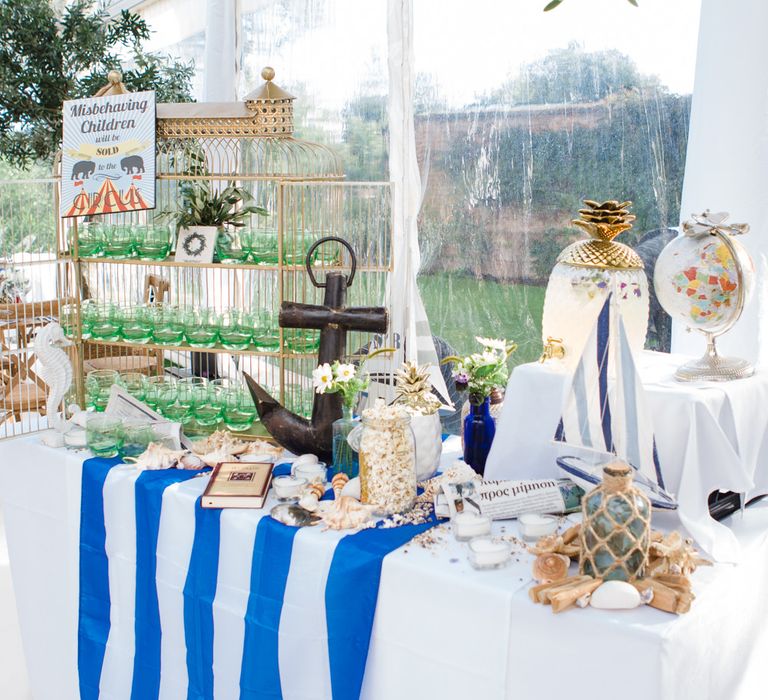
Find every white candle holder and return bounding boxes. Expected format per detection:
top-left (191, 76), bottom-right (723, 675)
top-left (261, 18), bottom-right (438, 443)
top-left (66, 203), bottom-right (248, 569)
top-left (518, 513), bottom-right (559, 542)
top-left (467, 537), bottom-right (512, 570)
top-left (451, 511), bottom-right (492, 541)
top-left (273, 475), bottom-right (308, 502)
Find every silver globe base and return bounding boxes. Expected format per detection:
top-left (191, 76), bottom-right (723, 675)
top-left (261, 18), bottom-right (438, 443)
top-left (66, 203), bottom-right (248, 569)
top-left (675, 336), bottom-right (754, 382)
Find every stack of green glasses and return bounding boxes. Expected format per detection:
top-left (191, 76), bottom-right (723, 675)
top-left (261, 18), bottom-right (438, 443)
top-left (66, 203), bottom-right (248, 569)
top-left (134, 225), bottom-right (174, 260)
top-left (211, 378), bottom-right (259, 432)
top-left (85, 414), bottom-right (160, 459)
top-left (71, 223), bottom-right (105, 257)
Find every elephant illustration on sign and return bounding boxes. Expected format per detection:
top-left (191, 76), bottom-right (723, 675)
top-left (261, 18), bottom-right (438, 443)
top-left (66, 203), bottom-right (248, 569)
top-left (120, 155), bottom-right (145, 174)
top-left (71, 160), bottom-right (95, 180)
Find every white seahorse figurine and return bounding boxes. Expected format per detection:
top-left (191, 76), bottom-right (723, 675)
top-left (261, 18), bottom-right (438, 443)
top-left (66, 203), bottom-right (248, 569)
top-left (34, 322), bottom-right (83, 447)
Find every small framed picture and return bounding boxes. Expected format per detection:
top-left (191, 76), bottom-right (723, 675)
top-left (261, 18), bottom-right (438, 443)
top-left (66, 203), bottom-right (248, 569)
top-left (175, 226), bottom-right (217, 263)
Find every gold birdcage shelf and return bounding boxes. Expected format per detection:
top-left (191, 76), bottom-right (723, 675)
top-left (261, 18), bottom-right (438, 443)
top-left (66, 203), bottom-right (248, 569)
top-left (48, 68), bottom-right (393, 438)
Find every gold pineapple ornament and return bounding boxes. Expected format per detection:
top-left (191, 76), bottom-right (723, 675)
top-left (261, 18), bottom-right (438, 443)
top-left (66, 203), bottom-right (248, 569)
top-left (541, 198), bottom-right (650, 366)
top-left (393, 361), bottom-right (442, 480)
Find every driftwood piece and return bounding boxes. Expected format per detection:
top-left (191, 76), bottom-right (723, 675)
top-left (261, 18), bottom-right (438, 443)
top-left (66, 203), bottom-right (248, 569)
top-left (530, 575), bottom-right (592, 604)
top-left (633, 578), bottom-right (695, 614)
top-left (550, 578), bottom-right (603, 613)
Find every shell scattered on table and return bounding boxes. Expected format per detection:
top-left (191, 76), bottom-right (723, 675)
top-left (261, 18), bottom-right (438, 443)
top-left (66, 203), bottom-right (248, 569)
top-left (331, 472), bottom-right (349, 498)
top-left (320, 495), bottom-right (376, 531)
top-left (131, 442), bottom-right (188, 470)
top-left (306, 482), bottom-right (325, 500)
top-left (532, 553), bottom-right (570, 583)
top-left (271, 504), bottom-right (321, 527)
top-left (298, 492), bottom-right (320, 512)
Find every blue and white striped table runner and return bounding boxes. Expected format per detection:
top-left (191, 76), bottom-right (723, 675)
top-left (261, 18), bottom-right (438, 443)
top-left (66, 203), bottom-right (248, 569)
top-left (78, 458), bottom-right (437, 700)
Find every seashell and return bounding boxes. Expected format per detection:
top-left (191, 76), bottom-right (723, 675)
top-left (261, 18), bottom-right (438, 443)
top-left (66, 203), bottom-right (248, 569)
top-left (198, 448), bottom-right (238, 468)
top-left (241, 439), bottom-right (283, 459)
top-left (270, 504), bottom-right (321, 527)
top-left (331, 472), bottom-right (349, 498)
top-left (341, 476), bottom-right (361, 500)
top-left (589, 580), bottom-right (642, 610)
top-left (293, 453), bottom-right (320, 468)
top-left (298, 492), bottom-right (320, 512)
top-left (132, 442), bottom-right (187, 471)
top-left (191, 430), bottom-right (248, 457)
top-left (320, 495), bottom-right (376, 531)
top-left (178, 453), bottom-right (206, 469)
top-left (532, 553), bottom-right (570, 583)
top-left (307, 482), bottom-right (325, 500)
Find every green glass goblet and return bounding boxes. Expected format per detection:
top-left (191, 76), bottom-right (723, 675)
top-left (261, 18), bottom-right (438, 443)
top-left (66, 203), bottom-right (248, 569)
top-left (86, 415), bottom-right (123, 458)
top-left (183, 308), bottom-right (220, 348)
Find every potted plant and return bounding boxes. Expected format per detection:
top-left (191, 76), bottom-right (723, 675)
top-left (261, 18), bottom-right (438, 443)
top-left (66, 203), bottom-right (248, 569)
top-left (443, 337), bottom-right (517, 475)
top-left (162, 182), bottom-right (268, 263)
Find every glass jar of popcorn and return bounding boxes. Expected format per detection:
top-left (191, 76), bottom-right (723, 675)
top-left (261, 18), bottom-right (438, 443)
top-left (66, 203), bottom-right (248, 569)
top-left (356, 404), bottom-right (417, 515)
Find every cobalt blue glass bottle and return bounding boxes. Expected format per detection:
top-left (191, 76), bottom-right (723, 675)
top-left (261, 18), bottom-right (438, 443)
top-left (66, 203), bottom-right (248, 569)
top-left (463, 396), bottom-right (496, 476)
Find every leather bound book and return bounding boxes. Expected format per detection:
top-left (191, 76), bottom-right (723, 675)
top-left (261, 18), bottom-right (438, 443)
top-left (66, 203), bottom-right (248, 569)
top-left (202, 461), bottom-right (274, 509)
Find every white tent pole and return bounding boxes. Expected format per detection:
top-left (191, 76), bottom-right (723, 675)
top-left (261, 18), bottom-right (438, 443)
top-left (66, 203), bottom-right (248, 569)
top-left (674, 0), bottom-right (768, 365)
top-left (203, 0), bottom-right (240, 102)
top-left (386, 0), bottom-right (451, 403)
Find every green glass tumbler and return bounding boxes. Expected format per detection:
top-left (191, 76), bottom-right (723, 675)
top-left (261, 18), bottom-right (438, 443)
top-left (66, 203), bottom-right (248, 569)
top-left (184, 308), bottom-right (220, 348)
top-left (216, 230), bottom-right (250, 264)
top-left (247, 229), bottom-right (280, 265)
top-left (252, 310), bottom-right (280, 351)
top-left (191, 383), bottom-right (223, 427)
top-left (74, 222), bottom-right (104, 258)
top-left (284, 329), bottom-right (320, 354)
top-left (60, 303), bottom-right (80, 339)
top-left (120, 372), bottom-right (147, 401)
top-left (120, 306), bottom-right (154, 344)
top-left (134, 224), bottom-right (173, 260)
top-left (151, 305), bottom-right (185, 346)
top-left (221, 387), bottom-right (258, 432)
top-left (102, 225), bottom-right (135, 259)
top-left (145, 375), bottom-right (177, 413)
top-left (86, 369), bottom-right (120, 412)
top-left (121, 419), bottom-right (157, 459)
top-left (219, 311), bottom-right (253, 350)
top-left (89, 304), bottom-right (122, 342)
top-left (80, 299), bottom-right (98, 339)
top-left (86, 415), bottom-right (123, 457)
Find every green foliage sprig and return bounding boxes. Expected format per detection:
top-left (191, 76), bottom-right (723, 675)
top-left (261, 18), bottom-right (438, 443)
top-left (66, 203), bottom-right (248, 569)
top-left (167, 183), bottom-right (268, 230)
top-left (0, 0), bottom-right (194, 167)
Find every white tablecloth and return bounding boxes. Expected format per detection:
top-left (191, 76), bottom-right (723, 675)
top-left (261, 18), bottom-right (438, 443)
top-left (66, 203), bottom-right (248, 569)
top-left (486, 351), bottom-right (768, 562)
top-left (1, 434), bottom-right (768, 700)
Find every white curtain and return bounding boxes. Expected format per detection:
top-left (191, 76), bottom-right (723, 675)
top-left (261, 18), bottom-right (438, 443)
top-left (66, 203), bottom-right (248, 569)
top-left (675, 0), bottom-right (768, 365)
top-left (203, 0), bottom-right (240, 101)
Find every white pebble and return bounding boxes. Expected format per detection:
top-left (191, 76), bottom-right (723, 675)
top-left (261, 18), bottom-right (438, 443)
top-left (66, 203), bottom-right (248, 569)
top-left (589, 580), bottom-right (642, 610)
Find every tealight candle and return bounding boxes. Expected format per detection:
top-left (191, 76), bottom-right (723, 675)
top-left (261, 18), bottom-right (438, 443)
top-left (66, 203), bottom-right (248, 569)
top-left (293, 461), bottom-right (327, 484)
top-left (467, 537), bottom-right (512, 570)
top-left (452, 510), bottom-right (492, 541)
top-left (518, 512), bottom-right (559, 541)
top-left (64, 428), bottom-right (88, 449)
top-left (272, 475), bottom-right (308, 501)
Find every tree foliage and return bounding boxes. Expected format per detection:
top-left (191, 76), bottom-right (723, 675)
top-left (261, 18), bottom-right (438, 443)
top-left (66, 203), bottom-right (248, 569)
top-left (0, 0), bottom-right (194, 167)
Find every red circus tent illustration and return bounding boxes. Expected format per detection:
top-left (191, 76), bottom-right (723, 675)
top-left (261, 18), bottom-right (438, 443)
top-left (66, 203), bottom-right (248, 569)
top-left (122, 183), bottom-right (149, 210)
top-left (87, 179), bottom-right (128, 215)
top-left (66, 188), bottom-right (91, 217)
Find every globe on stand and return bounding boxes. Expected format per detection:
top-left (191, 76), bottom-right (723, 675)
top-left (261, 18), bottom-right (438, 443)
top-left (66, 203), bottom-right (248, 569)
top-left (653, 210), bottom-right (755, 381)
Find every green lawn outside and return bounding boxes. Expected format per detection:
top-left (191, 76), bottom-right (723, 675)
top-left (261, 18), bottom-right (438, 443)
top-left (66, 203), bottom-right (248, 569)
top-left (417, 273), bottom-right (546, 367)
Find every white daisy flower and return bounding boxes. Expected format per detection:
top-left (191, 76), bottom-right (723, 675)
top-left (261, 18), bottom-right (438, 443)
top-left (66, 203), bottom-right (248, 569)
top-left (480, 350), bottom-right (497, 364)
top-left (312, 363), bottom-right (334, 394)
top-left (335, 363), bottom-right (356, 382)
top-left (476, 336), bottom-right (508, 352)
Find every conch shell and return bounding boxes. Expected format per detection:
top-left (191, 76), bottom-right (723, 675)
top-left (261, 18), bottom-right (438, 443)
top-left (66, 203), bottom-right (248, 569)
top-left (647, 531), bottom-right (712, 577)
top-left (320, 495), bottom-right (376, 531)
top-left (132, 442), bottom-right (188, 471)
top-left (191, 430), bottom-right (247, 456)
top-left (533, 553), bottom-right (570, 583)
top-left (197, 447), bottom-right (238, 468)
top-left (241, 439), bottom-right (282, 459)
top-left (306, 482), bottom-right (325, 500)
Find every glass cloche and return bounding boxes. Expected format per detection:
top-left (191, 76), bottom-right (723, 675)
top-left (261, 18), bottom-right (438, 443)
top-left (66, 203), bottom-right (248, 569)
top-left (541, 199), bottom-right (649, 367)
top-left (653, 211), bottom-right (754, 381)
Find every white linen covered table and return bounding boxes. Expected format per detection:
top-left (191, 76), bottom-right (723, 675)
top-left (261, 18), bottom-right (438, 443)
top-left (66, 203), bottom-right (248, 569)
top-left (486, 351), bottom-right (768, 562)
top-left (1, 434), bottom-right (767, 700)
